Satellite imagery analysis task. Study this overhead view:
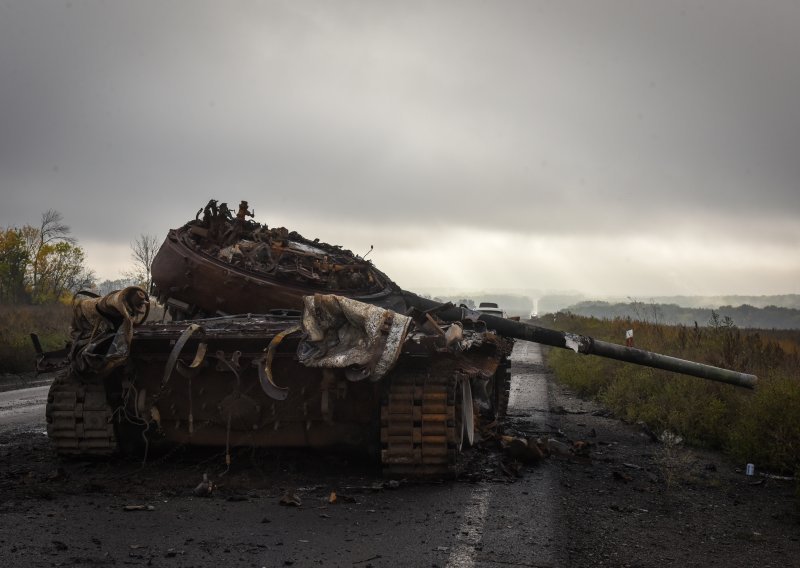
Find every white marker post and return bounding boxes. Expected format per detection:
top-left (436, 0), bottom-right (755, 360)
top-left (625, 329), bottom-right (634, 347)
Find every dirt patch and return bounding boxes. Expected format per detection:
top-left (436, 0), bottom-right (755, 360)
top-left (547, 379), bottom-right (800, 567)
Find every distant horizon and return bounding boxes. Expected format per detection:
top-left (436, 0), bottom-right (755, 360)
top-left (411, 288), bottom-right (800, 301)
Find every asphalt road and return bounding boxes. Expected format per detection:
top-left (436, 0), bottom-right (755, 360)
top-left (3, 344), bottom-right (797, 567)
top-left (0, 384), bottom-right (48, 430)
top-left (0, 343), bottom-right (565, 568)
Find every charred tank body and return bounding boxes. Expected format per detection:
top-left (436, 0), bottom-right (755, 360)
top-left (151, 200), bottom-right (407, 319)
top-left (46, 288), bottom-right (512, 477)
top-left (44, 199), bottom-right (756, 479)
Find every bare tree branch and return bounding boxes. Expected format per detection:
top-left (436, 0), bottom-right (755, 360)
top-left (129, 234), bottom-right (160, 294)
top-left (39, 210), bottom-right (76, 246)
top-left (23, 210), bottom-right (77, 297)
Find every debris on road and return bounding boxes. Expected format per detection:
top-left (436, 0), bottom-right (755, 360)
top-left (279, 490), bottom-right (302, 507)
top-left (500, 435), bottom-right (547, 464)
top-left (193, 473), bottom-right (214, 497)
top-left (122, 504), bottom-right (155, 512)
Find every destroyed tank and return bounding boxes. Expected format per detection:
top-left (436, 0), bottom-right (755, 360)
top-left (150, 199), bottom-right (408, 318)
top-left (43, 200), bottom-right (756, 478)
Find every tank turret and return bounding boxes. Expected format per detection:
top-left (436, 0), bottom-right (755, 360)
top-left (151, 199), bottom-right (756, 390)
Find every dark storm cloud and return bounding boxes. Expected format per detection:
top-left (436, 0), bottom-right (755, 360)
top-left (0, 1), bottom-right (798, 291)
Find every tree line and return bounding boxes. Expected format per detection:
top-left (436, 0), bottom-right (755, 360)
top-left (0, 210), bottom-right (158, 305)
top-left (563, 300), bottom-right (800, 330)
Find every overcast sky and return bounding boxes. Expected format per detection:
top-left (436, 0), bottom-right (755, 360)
top-left (1, 1), bottom-right (798, 297)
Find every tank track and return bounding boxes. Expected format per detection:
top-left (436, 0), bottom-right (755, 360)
top-left (45, 373), bottom-right (117, 456)
top-left (380, 368), bottom-right (460, 478)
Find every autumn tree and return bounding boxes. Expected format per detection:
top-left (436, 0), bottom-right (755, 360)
top-left (0, 228), bottom-right (30, 303)
top-left (0, 210), bottom-right (94, 304)
top-left (23, 210), bottom-right (76, 297)
top-left (32, 241), bottom-right (95, 303)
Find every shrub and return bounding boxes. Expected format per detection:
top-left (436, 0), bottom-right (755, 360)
top-left (544, 312), bottom-right (800, 478)
top-left (728, 370), bottom-right (800, 475)
top-left (547, 349), bottom-right (612, 397)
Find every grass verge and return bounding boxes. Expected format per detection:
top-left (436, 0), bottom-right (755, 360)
top-left (542, 313), bottom-right (800, 484)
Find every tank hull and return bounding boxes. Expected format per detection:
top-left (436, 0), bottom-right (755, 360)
top-left (46, 294), bottom-right (512, 478)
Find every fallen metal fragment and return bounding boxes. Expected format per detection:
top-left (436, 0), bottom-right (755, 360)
top-left (547, 439), bottom-right (572, 456)
top-left (193, 473), bottom-right (214, 497)
top-left (500, 436), bottom-right (547, 464)
top-left (122, 505), bottom-right (155, 512)
top-left (279, 491), bottom-right (302, 507)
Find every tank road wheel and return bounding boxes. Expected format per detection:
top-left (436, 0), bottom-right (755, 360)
top-left (453, 375), bottom-right (475, 449)
top-left (46, 372), bottom-right (117, 457)
top-left (381, 369), bottom-right (472, 478)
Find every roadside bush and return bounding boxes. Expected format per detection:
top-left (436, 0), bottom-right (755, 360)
top-left (546, 348), bottom-right (613, 397)
top-left (600, 367), bottom-right (665, 426)
top-left (544, 312), bottom-right (800, 479)
top-left (728, 370), bottom-right (800, 476)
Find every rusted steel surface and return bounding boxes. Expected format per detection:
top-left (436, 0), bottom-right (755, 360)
top-left (381, 367), bottom-right (474, 478)
top-left (45, 287), bottom-right (511, 477)
top-left (128, 314), bottom-right (382, 450)
top-left (151, 199), bottom-right (406, 319)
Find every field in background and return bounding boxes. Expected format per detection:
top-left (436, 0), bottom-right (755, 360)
top-left (0, 300), bottom-right (166, 375)
top-left (0, 304), bottom-right (71, 373)
top-left (541, 312), bottom-right (800, 483)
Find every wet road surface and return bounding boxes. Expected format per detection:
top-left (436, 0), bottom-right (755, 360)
top-left (0, 384), bottom-right (48, 430)
top-left (0, 343), bottom-right (565, 567)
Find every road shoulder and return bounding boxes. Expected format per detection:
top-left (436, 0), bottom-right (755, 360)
top-left (544, 352), bottom-right (800, 567)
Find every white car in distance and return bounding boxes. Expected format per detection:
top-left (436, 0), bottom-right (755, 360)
top-left (475, 302), bottom-right (507, 318)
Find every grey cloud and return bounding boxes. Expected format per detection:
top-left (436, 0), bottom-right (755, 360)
top-left (1, 1), bottom-right (798, 292)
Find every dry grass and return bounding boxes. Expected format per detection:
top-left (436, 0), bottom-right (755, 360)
top-left (543, 312), bottom-right (800, 482)
top-left (0, 304), bottom-right (71, 373)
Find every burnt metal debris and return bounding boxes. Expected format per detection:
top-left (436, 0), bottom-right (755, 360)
top-left (42, 199), bottom-right (756, 478)
top-left (150, 199), bottom-right (407, 318)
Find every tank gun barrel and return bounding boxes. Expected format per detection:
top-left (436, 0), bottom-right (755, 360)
top-left (402, 293), bottom-right (757, 389)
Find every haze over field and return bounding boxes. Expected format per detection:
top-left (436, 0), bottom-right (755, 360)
top-left (1, 1), bottom-right (798, 297)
